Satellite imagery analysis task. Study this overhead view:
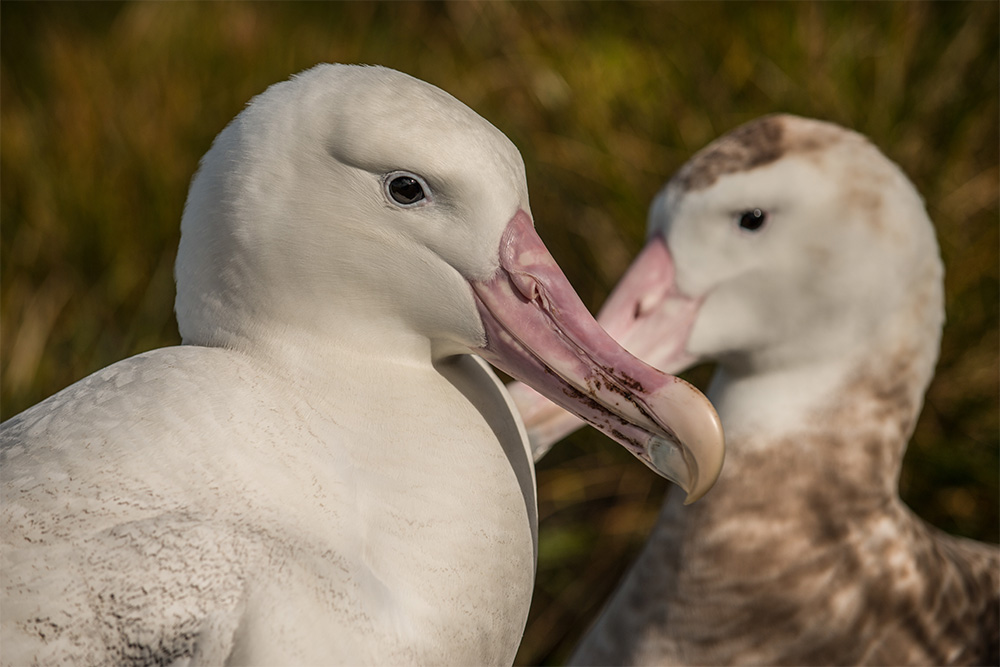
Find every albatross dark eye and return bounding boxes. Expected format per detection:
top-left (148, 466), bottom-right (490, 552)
top-left (387, 175), bottom-right (425, 206)
top-left (738, 208), bottom-right (768, 232)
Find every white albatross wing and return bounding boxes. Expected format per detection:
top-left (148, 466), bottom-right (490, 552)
top-left (2, 348), bottom-right (537, 665)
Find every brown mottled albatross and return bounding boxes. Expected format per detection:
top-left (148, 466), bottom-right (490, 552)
top-left (510, 114), bottom-right (999, 666)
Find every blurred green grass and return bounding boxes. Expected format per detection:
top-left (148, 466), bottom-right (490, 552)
top-left (1, 3), bottom-right (996, 664)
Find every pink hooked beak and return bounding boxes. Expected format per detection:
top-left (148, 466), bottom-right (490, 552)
top-left (471, 213), bottom-right (722, 503)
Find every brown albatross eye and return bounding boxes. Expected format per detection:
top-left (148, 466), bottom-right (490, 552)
top-left (738, 208), bottom-right (768, 232)
top-left (388, 176), bottom-right (425, 205)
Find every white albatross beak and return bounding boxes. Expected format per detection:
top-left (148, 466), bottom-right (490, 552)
top-left (471, 214), bottom-right (723, 504)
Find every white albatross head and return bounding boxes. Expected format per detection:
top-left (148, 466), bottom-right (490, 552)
top-left (513, 114), bottom-right (943, 459)
top-left (174, 64), bottom-right (724, 502)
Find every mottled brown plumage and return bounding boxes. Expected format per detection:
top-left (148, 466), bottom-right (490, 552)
top-left (574, 359), bottom-right (999, 665)
top-left (517, 115), bottom-right (1000, 666)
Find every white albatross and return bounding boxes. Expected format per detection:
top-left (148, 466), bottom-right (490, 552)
top-left (0, 65), bottom-right (724, 666)
top-left (511, 114), bottom-right (999, 665)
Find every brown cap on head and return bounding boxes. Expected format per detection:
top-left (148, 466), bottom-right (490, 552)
top-left (672, 114), bottom-right (855, 192)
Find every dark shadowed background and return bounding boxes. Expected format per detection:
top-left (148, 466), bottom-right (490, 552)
top-left (2, 3), bottom-right (996, 664)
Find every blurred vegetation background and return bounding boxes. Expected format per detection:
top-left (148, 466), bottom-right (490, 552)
top-left (1, 2), bottom-right (996, 664)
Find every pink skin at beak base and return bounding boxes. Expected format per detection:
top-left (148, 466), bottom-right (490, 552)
top-left (597, 236), bottom-right (701, 374)
top-left (471, 213), bottom-right (723, 503)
